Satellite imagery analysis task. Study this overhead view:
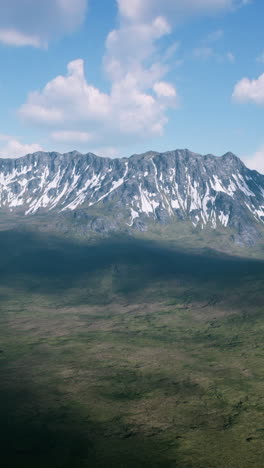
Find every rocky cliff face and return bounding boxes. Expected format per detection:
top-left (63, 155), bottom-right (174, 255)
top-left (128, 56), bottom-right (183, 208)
top-left (0, 149), bottom-right (263, 244)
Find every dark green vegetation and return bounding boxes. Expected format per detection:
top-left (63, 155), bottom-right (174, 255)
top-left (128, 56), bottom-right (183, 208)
top-left (1, 230), bottom-right (264, 467)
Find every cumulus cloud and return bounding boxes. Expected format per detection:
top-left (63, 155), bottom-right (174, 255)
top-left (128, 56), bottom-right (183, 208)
top-left (0, 134), bottom-right (43, 158)
top-left (232, 73), bottom-right (264, 104)
top-left (17, 0), bottom-right (246, 147)
top-left (18, 0), bottom-right (183, 144)
top-left (19, 53), bottom-right (178, 141)
top-left (153, 81), bottom-right (177, 98)
top-left (244, 147), bottom-right (264, 174)
top-left (0, 0), bottom-right (87, 47)
top-left (19, 59), bottom-right (110, 125)
top-left (104, 16), bottom-right (171, 81)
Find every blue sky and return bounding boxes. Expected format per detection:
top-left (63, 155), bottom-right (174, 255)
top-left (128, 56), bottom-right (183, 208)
top-left (0, 0), bottom-right (264, 172)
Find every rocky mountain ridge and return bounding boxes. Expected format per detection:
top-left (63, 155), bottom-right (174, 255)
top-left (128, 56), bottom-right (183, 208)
top-left (0, 149), bottom-right (263, 244)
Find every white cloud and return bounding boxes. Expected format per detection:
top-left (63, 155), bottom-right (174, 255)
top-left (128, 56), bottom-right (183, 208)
top-left (18, 0), bottom-right (182, 144)
top-left (244, 147), bottom-right (264, 174)
top-left (0, 135), bottom-right (43, 158)
top-left (153, 81), bottom-right (177, 98)
top-left (17, 0), bottom-right (246, 147)
top-left (0, 0), bottom-right (87, 48)
top-left (104, 16), bottom-right (171, 82)
top-left (232, 73), bottom-right (264, 105)
top-left (19, 54), bottom-right (178, 141)
top-left (117, 0), bottom-right (245, 23)
top-left (0, 29), bottom-right (41, 47)
top-left (19, 59), bottom-right (110, 125)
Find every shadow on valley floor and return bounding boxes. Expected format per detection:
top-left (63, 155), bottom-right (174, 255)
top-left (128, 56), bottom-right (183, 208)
top-left (1, 230), bottom-right (264, 467)
top-left (0, 230), bottom-right (263, 302)
top-left (0, 363), bottom-right (177, 468)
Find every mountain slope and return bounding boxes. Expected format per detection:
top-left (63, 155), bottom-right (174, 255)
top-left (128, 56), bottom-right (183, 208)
top-left (0, 149), bottom-right (263, 244)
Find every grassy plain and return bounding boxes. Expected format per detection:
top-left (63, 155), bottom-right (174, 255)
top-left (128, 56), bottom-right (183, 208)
top-left (0, 230), bottom-right (264, 467)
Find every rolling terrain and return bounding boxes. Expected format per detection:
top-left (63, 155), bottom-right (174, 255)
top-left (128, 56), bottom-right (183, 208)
top-left (0, 149), bottom-right (264, 466)
top-left (0, 230), bottom-right (264, 467)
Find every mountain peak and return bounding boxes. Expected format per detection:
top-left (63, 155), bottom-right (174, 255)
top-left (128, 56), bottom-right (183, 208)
top-left (221, 151), bottom-right (241, 162)
top-left (0, 148), bottom-right (263, 245)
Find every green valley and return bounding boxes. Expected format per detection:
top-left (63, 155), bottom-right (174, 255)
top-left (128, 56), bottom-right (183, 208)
top-left (0, 230), bottom-right (264, 467)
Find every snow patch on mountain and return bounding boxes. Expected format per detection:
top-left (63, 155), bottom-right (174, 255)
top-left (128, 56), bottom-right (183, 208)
top-left (0, 149), bottom-right (263, 237)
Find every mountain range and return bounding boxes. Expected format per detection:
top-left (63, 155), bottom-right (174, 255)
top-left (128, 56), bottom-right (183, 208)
top-left (0, 148), bottom-right (263, 246)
